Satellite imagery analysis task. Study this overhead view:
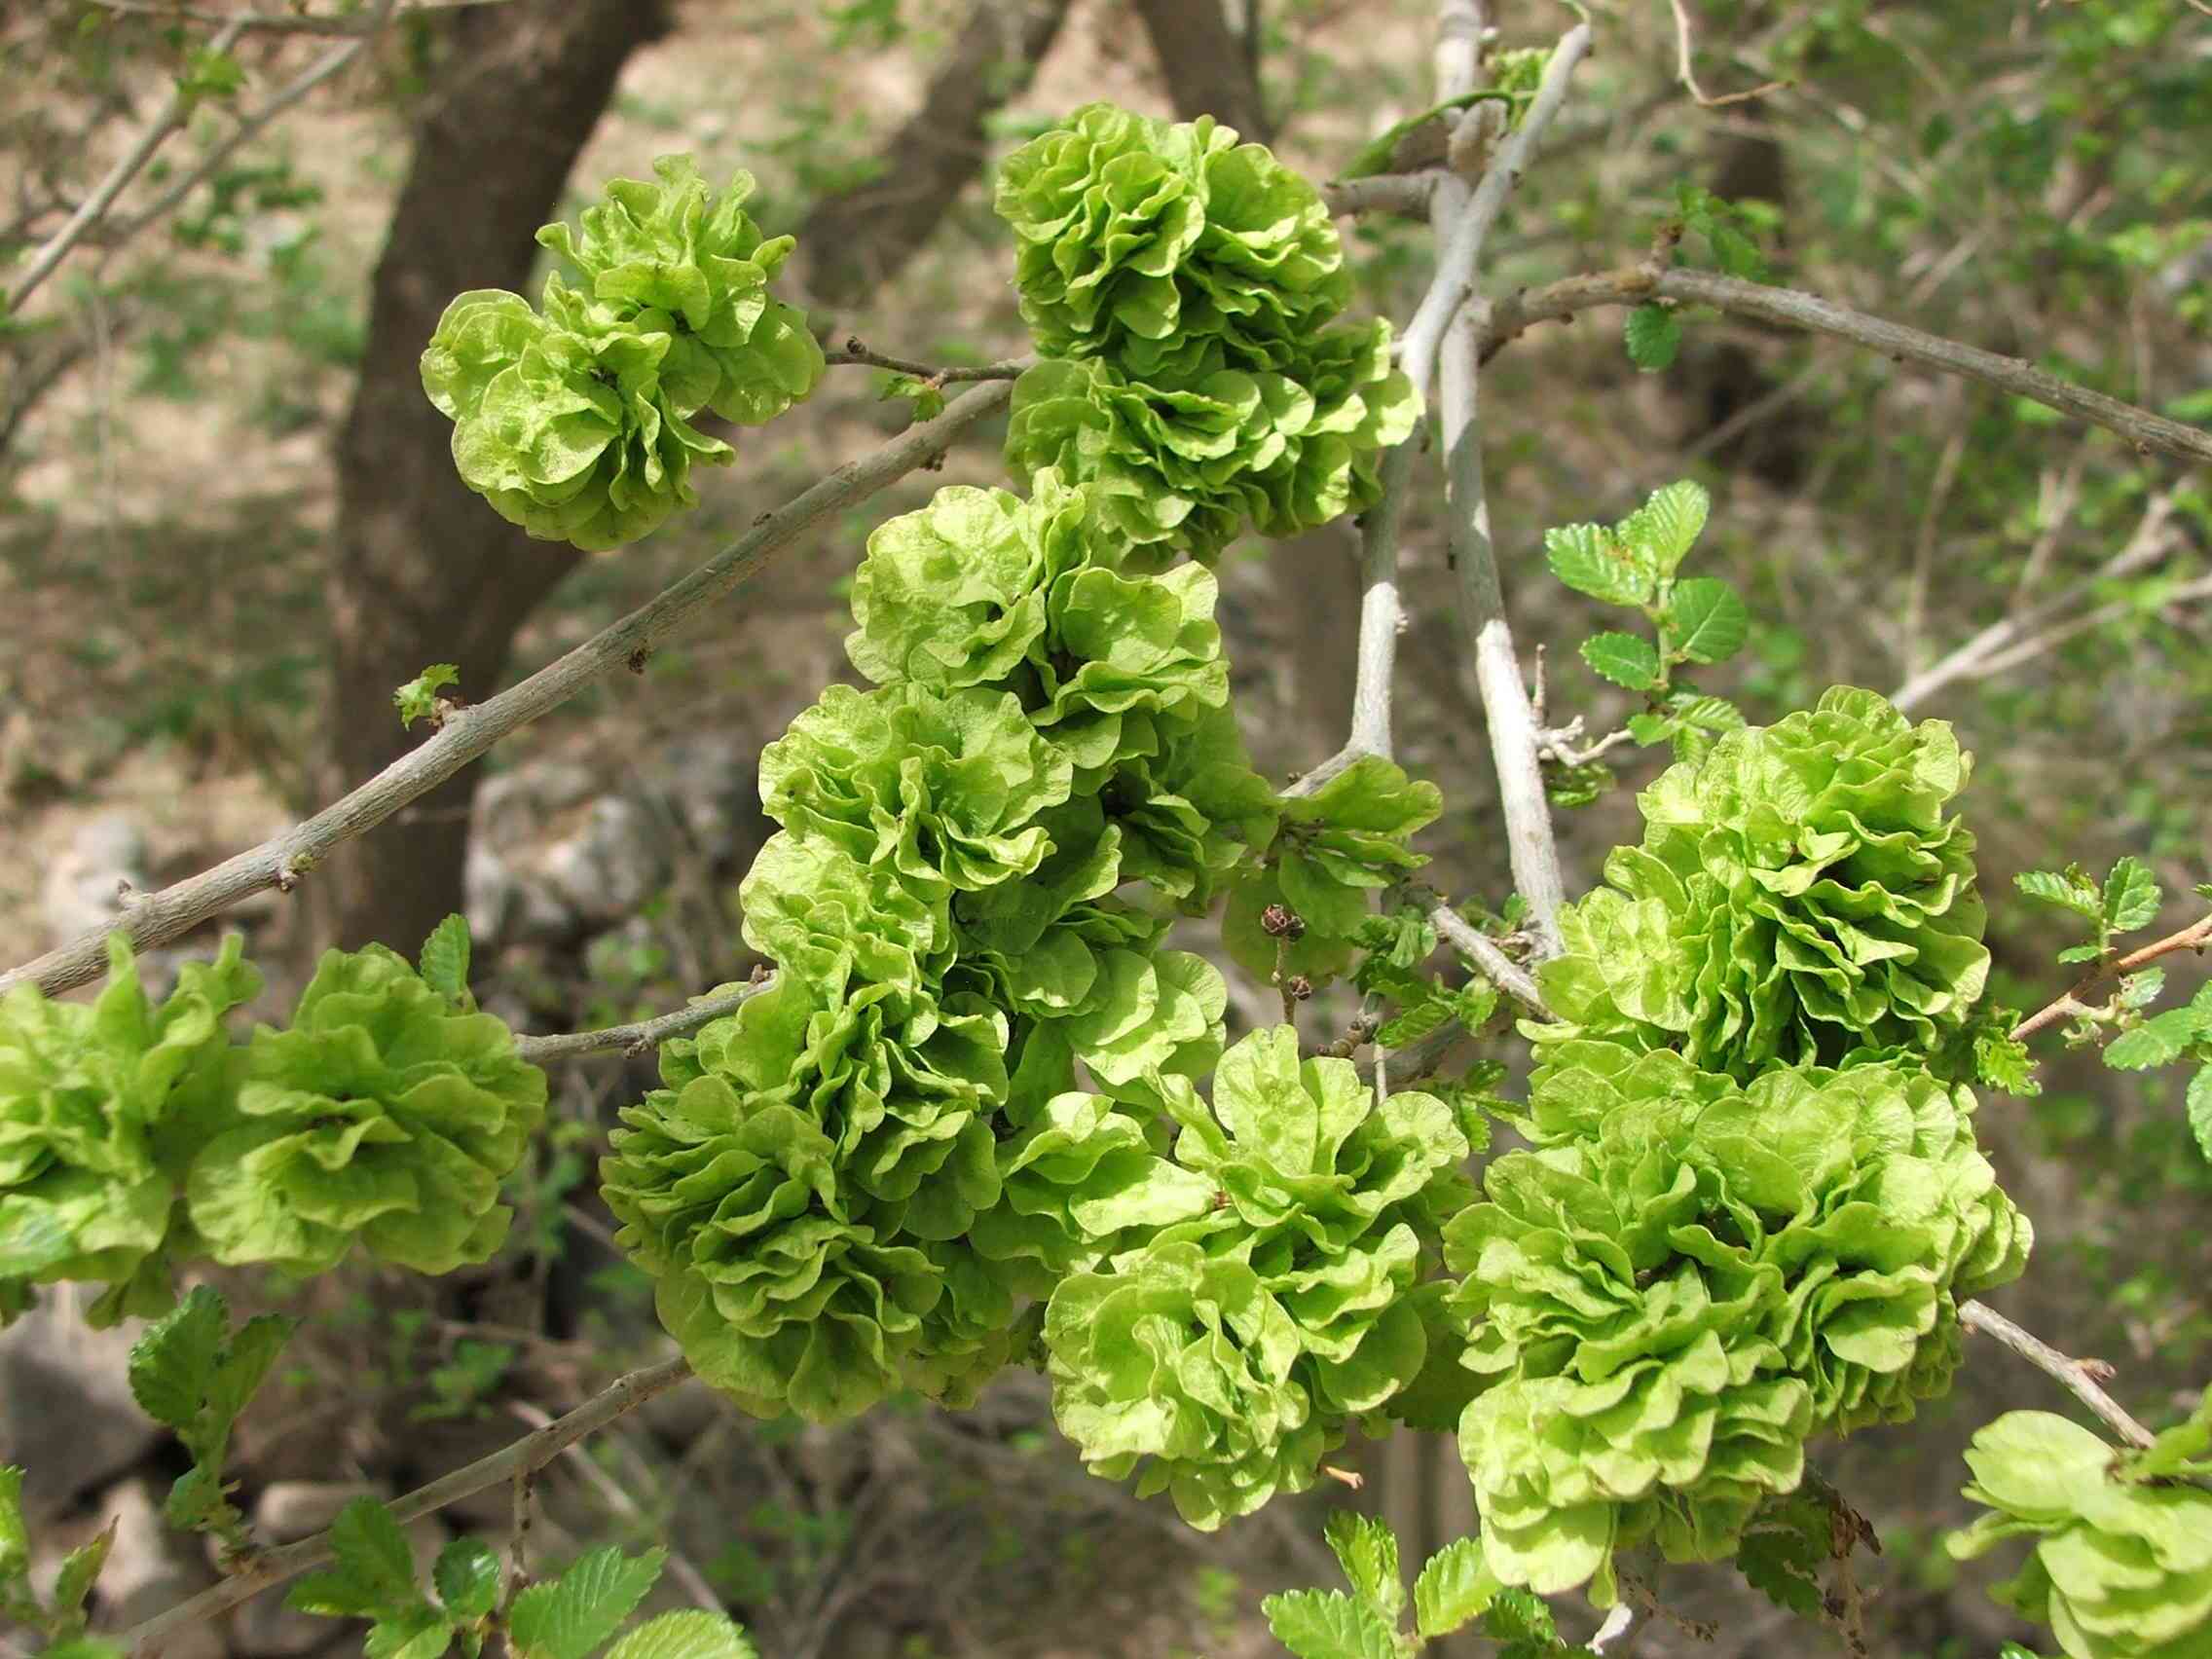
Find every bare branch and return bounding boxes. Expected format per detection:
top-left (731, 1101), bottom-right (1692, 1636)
top-left (512, 978), bottom-right (774, 1064)
top-left (6, 17), bottom-right (248, 313)
top-left (825, 339), bottom-right (1029, 385)
top-left (1477, 267), bottom-right (2212, 468)
top-left (1667, 0), bottom-right (1790, 108)
top-left (1321, 172), bottom-right (1437, 217)
top-left (1430, 902), bottom-right (1548, 1016)
top-left (1960, 1300), bottom-right (2157, 1451)
top-left (0, 377), bottom-right (1016, 999)
top-left (2009, 910), bottom-right (2212, 1045)
top-left (118, 1354), bottom-right (696, 1657)
top-left (87, 0), bottom-right (511, 33)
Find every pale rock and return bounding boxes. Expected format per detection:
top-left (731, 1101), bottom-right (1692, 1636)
top-left (0, 1293), bottom-right (164, 1522)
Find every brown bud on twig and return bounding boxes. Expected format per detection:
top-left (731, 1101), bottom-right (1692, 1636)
top-left (1260, 903), bottom-right (1306, 940)
top-left (1284, 974), bottom-right (1314, 1002)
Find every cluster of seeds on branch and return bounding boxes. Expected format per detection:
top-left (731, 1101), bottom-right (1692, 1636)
top-left (1440, 687), bottom-right (2031, 1603)
top-left (421, 157), bottom-right (824, 551)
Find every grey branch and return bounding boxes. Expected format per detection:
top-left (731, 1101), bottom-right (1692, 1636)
top-left (118, 1354), bottom-right (696, 1657)
top-left (512, 978), bottom-right (775, 1064)
top-left (1411, 17), bottom-right (1592, 962)
top-left (1321, 173), bottom-right (1438, 217)
top-left (1429, 903), bottom-right (1548, 1016)
top-left (87, 0), bottom-right (511, 32)
top-left (1893, 493), bottom-right (2194, 713)
top-left (825, 340), bottom-right (1029, 385)
top-left (6, 17), bottom-right (249, 313)
top-left (1478, 267), bottom-right (2212, 468)
top-left (0, 377), bottom-right (1015, 999)
top-left (1960, 1300), bottom-right (2156, 1451)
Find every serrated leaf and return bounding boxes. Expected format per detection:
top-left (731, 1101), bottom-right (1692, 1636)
top-left (1260, 1588), bottom-right (1399, 1659)
top-left (394, 664), bottom-right (460, 730)
top-left (418, 915), bottom-right (472, 1007)
top-left (433, 1537), bottom-right (500, 1621)
top-left (2055, 943), bottom-right (2103, 964)
top-left (161, 1466), bottom-right (229, 1536)
top-left (1670, 691), bottom-right (1745, 732)
top-left (2104, 1008), bottom-right (2203, 1070)
top-left (0, 1466), bottom-right (25, 1587)
top-left (1974, 1027), bottom-right (2040, 1096)
top-left (1735, 1489), bottom-right (1829, 1618)
top-left (130, 1286), bottom-right (227, 1431)
top-left (2015, 868), bottom-right (2101, 920)
top-left (2118, 968), bottom-right (2166, 1011)
top-left (1544, 522), bottom-right (1655, 606)
top-left (1579, 632), bottom-right (1661, 690)
top-left (2189, 1066), bottom-right (2212, 1162)
top-left (289, 1498), bottom-right (424, 1622)
top-left (1626, 712), bottom-right (1673, 746)
top-left (1378, 994), bottom-right (1455, 1048)
top-left (1322, 1512), bottom-right (1402, 1622)
top-left (1666, 576), bottom-right (1749, 664)
top-left (508, 1545), bottom-right (666, 1659)
top-left (1478, 1585), bottom-right (1561, 1646)
top-left (1617, 479), bottom-right (1710, 575)
top-left (367, 1611), bottom-right (460, 1659)
top-left (1413, 1537), bottom-right (1497, 1639)
top-left (2102, 856), bottom-right (2161, 933)
top-left (208, 1313), bottom-right (298, 1428)
top-left (1624, 304), bottom-right (1680, 372)
top-left (51, 1520), bottom-right (116, 1621)
top-left (600, 1611), bottom-right (758, 1659)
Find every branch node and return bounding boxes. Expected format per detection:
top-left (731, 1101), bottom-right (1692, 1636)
top-left (626, 647), bottom-right (653, 676)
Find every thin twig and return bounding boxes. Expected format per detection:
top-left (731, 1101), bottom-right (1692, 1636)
top-left (1666, 0), bottom-right (1790, 107)
top-left (1474, 266), bottom-right (2212, 468)
top-left (1282, 439), bottom-right (1416, 798)
top-left (1960, 1300), bottom-right (2157, 1450)
top-left (1, 376), bottom-right (1016, 999)
top-left (1321, 173), bottom-right (1438, 217)
top-left (87, 0), bottom-right (511, 32)
top-left (513, 979), bottom-right (774, 1064)
top-left (2009, 911), bottom-right (2212, 1045)
top-left (1429, 902), bottom-right (1548, 1016)
top-left (6, 17), bottom-right (248, 313)
top-left (1893, 493), bottom-right (2181, 712)
top-left (117, 1355), bottom-right (695, 1657)
top-left (103, 4), bottom-right (395, 258)
top-left (824, 338), bottom-right (1029, 385)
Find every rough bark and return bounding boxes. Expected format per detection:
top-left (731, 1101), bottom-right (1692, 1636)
top-left (323, 0), bottom-right (671, 951)
top-left (798, 0), bottom-right (1074, 312)
top-left (1129, 0), bottom-right (1270, 140)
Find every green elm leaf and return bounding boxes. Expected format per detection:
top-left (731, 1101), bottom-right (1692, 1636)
top-left (366, 1611), bottom-right (460, 1659)
top-left (394, 664), bottom-right (461, 730)
top-left (1666, 576), bottom-right (1749, 664)
top-left (1580, 632), bottom-right (1662, 691)
top-left (1623, 304), bottom-right (1681, 372)
top-left (288, 1498), bottom-right (425, 1622)
top-left (508, 1545), bottom-right (666, 1659)
top-left (2015, 868), bottom-right (2101, 920)
top-left (129, 1286), bottom-right (227, 1433)
top-left (208, 1312), bottom-right (298, 1429)
top-left (600, 1611), bottom-right (759, 1659)
top-left (2055, 943), bottom-right (2102, 964)
top-left (49, 1519), bottom-right (116, 1627)
top-left (2102, 856), bottom-right (2161, 934)
top-left (1413, 1537), bottom-right (1498, 1639)
top-left (2118, 968), bottom-right (2166, 1011)
top-left (1735, 1489), bottom-right (1829, 1618)
top-left (0, 1466), bottom-right (26, 1586)
top-left (418, 914), bottom-right (472, 1007)
top-left (1626, 712), bottom-right (1673, 746)
top-left (432, 1537), bottom-right (500, 1621)
top-left (2104, 1007), bottom-right (2203, 1070)
top-left (1322, 1512), bottom-right (1403, 1622)
top-left (1544, 522), bottom-right (1655, 607)
top-left (1261, 1588), bottom-right (1399, 1659)
top-left (2189, 1065), bottom-right (2212, 1163)
top-left (1618, 479), bottom-right (1710, 575)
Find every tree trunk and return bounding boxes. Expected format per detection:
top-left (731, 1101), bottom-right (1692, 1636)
top-left (798, 0), bottom-right (1074, 313)
top-left (323, 0), bottom-right (671, 952)
top-left (1130, 0), bottom-right (1270, 140)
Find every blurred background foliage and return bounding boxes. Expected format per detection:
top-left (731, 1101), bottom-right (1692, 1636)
top-left (2, 1), bottom-right (2209, 1655)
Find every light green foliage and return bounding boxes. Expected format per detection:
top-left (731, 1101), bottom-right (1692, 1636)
top-left (1446, 1049), bottom-right (2028, 1602)
top-left (393, 663), bottom-right (460, 730)
top-left (1948, 1401), bottom-right (2212, 1659)
top-left (2017, 858), bottom-right (2163, 965)
top-left (1624, 303), bottom-right (1681, 372)
top-left (508, 1544), bottom-right (666, 1658)
top-left (0, 935), bottom-right (260, 1325)
top-left (188, 941), bottom-right (547, 1276)
top-left (1535, 687), bottom-right (1990, 1080)
top-left (2, 1462), bottom-right (114, 1643)
top-left (996, 103), bottom-right (1418, 561)
top-left (129, 1285), bottom-right (296, 1545)
top-left (1041, 1027), bottom-right (1469, 1529)
top-left (421, 157), bottom-right (822, 550)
